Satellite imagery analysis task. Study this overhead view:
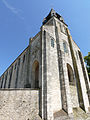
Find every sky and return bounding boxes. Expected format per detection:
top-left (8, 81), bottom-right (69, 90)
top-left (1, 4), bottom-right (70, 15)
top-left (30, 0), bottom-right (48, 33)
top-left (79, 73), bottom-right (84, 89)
top-left (0, 0), bottom-right (90, 76)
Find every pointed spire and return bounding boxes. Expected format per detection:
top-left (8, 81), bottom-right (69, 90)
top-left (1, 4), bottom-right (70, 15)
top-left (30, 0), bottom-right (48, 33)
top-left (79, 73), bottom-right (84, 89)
top-left (42, 9), bottom-right (67, 26)
top-left (50, 8), bottom-right (56, 17)
top-left (50, 8), bottom-right (55, 13)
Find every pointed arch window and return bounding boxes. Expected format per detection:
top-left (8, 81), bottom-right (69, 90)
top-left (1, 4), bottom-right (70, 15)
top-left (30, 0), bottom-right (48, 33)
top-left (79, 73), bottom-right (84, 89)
top-left (32, 60), bottom-right (39, 88)
top-left (63, 42), bottom-right (68, 53)
top-left (51, 38), bottom-right (54, 48)
top-left (67, 64), bottom-right (75, 85)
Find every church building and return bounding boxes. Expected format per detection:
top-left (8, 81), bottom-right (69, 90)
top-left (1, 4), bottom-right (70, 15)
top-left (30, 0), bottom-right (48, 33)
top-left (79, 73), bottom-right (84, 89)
top-left (0, 9), bottom-right (90, 120)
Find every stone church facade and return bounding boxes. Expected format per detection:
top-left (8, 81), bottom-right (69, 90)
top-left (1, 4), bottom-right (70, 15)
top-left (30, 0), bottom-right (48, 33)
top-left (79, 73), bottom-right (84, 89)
top-left (0, 9), bottom-right (90, 120)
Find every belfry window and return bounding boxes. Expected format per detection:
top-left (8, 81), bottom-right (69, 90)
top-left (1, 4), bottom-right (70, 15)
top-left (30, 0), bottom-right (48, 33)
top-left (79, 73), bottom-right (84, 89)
top-left (63, 42), bottom-right (68, 53)
top-left (51, 39), bottom-right (54, 48)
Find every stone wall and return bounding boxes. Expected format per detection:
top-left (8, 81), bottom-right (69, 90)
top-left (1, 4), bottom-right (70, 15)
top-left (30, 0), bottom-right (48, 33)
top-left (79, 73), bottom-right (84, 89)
top-left (0, 89), bottom-right (40, 120)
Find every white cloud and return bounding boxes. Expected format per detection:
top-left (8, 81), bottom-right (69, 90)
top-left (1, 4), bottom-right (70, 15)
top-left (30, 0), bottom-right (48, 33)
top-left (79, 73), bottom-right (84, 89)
top-left (2, 0), bottom-right (24, 20)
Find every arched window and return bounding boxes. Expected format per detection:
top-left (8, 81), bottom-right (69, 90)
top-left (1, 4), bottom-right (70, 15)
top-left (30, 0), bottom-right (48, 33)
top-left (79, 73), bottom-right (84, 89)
top-left (67, 64), bottom-right (75, 85)
top-left (63, 42), bottom-right (68, 53)
top-left (35, 63), bottom-right (39, 88)
top-left (51, 38), bottom-right (54, 48)
top-left (32, 60), bottom-right (39, 88)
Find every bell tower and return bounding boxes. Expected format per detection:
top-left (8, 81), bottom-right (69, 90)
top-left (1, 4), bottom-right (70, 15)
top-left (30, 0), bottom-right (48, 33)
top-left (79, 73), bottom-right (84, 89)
top-left (40, 9), bottom-right (90, 120)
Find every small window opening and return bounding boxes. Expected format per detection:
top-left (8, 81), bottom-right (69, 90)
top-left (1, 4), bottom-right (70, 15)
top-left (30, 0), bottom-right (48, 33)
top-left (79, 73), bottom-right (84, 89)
top-left (51, 39), bottom-right (54, 48)
top-left (63, 42), bottom-right (68, 53)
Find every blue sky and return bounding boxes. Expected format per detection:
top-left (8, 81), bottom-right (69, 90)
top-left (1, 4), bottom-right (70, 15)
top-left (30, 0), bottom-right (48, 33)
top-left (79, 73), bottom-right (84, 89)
top-left (0, 0), bottom-right (90, 76)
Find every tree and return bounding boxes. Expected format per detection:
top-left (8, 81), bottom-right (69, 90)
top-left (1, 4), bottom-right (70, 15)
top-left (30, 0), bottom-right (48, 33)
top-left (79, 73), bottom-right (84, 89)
top-left (84, 52), bottom-right (90, 81)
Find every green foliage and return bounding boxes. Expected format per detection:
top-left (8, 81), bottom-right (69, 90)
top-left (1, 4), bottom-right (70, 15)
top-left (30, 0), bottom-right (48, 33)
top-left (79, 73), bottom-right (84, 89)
top-left (84, 52), bottom-right (90, 80)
